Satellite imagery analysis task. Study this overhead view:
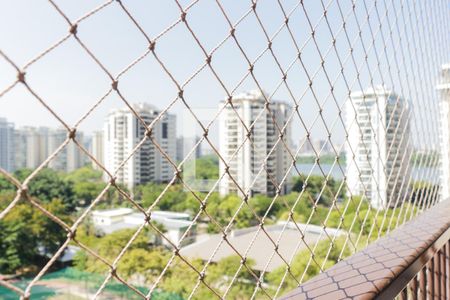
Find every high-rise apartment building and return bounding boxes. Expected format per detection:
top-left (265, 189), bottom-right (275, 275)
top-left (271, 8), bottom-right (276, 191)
top-left (48, 128), bottom-right (67, 171)
top-left (14, 127), bottom-right (49, 170)
top-left (104, 103), bottom-right (176, 189)
top-left (0, 117), bottom-right (15, 172)
top-left (48, 129), bottom-right (85, 172)
top-left (438, 63), bottom-right (450, 200)
top-left (218, 90), bottom-right (292, 197)
top-left (91, 131), bottom-right (104, 170)
top-left (346, 86), bottom-right (410, 209)
top-left (14, 126), bottom-right (85, 172)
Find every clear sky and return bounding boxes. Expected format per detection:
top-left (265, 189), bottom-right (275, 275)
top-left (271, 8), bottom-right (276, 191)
top-left (0, 0), bottom-right (447, 151)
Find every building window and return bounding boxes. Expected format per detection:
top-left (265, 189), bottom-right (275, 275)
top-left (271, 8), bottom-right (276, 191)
top-left (124, 116), bottom-right (128, 139)
top-left (162, 122), bottom-right (168, 139)
top-left (114, 117), bottom-right (117, 139)
top-left (136, 118), bottom-right (139, 138)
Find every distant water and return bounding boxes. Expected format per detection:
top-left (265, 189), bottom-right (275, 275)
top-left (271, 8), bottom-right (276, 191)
top-left (295, 163), bottom-right (345, 179)
top-left (295, 163), bottom-right (440, 184)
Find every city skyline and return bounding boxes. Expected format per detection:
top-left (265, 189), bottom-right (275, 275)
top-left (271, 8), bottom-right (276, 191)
top-left (0, 99), bottom-right (343, 176)
top-left (0, 85), bottom-right (433, 208)
top-left (0, 119), bottom-right (87, 173)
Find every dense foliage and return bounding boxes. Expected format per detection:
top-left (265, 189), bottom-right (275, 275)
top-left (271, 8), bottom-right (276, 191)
top-left (183, 154), bottom-right (220, 180)
top-left (1, 168), bottom-right (77, 212)
top-left (0, 163), bottom-right (425, 298)
top-left (74, 227), bottom-right (257, 299)
top-left (0, 167), bottom-right (127, 275)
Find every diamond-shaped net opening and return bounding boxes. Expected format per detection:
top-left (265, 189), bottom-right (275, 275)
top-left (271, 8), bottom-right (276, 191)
top-left (0, 0), bottom-right (449, 299)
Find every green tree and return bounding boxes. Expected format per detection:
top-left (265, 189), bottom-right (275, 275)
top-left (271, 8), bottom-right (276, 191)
top-left (119, 248), bottom-right (169, 281)
top-left (14, 168), bottom-right (76, 212)
top-left (160, 255), bottom-right (256, 300)
top-left (139, 183), bottom-right (187, 211)
top-left (65, 165), bottom-right (103, 182)
top-left (208, 256), bottom-right (256, 299)
top-left (160, 257), bottom-right (207, 299)
top-left (65, 166), bottom-right (106, 206)
top-left (0, 175), bottom-right (15, 191)
top-left (248, 194), bottom-right (281, 218)
top-left (74, 227), bottom-right (162, 275)
top-left (410, 181), bottom-right (439, 207)
top-left (0, 193), bottom-right (69, 274)
top-left (267, 237), bottom-right (351, 295)
top-left (183, 155), bottom-right (219, 180)
top-left (73, 181), bottom-right (105, 206)
top-left (292, 175), bottom-right (345, 206)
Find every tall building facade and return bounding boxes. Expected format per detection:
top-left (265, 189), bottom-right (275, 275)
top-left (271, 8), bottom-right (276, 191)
top-left (91, 131), bottom-right (104, 170)
top-left (0, 117), bottom-right (15, 172)
top-left (104, 103), bottom-right (176, 189)
top-left (14, 127), bottom-right (49, 170)
top-left (438, 63), bottom-right (450, 200)
top-left (218, 90), bottom-right (292, 197)
top-left (346, 86), bottom-right (410, 209)
top-left (49, 129), bottom-right (85, 172)
top-left (14, 126), bottom-right (85, 172)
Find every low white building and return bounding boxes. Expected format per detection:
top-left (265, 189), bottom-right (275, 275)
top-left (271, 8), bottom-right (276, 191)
top-left (91, 208), bottom-right (196, 247)
top-left (91, 208), bottom-right (134, 226)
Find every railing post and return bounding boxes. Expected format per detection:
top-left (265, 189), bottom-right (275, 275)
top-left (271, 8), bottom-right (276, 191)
top-left (409, 275), bottom-right (418, 300)
top-left (440, 248), bottom-right (446, 299)
top-left (419, 267), bottom-right (426, 300)
top-left (426, 259), bottom-right (434, 299)
top-left (444, 241), bottom-right (450, 297)
top-left (434, 255), bottom-right (440, 299)
top-left (399, 288), bottom-right (407, 300)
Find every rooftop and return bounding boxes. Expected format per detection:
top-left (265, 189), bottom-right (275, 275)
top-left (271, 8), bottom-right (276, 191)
top-left (219, 90), bottom-right (291, 108)
top-left (180, 223), bottom-right (345, 272)
top-left (350, 85), bottom-right (394, 98)
top-left (108, 102), bottom-right (161, 116)
top-left (92, 209), bottom-right (194, 234)
top-left (91, 208), bottom-right (133, 217)
top-left (151, 211), bottom-right (190, 220)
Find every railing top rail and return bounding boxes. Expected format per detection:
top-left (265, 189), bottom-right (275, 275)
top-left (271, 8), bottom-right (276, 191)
top-left (280, 199), bottom-right (450, 300)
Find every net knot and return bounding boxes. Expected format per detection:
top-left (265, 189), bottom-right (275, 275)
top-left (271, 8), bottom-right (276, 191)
top-left (17, 71), bottom-right (26, 83)
top-left (111, 80), bottom-right (119, 90)
top-left (69, 24), bottom-right (78, 35)
top-left (68, 128), bottom-right (76, 139)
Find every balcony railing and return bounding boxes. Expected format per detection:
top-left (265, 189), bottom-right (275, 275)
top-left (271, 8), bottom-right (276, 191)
top-left (0, 1), bottom-right (449, 300)
top-left (280, 198), bottom-right (450, 299)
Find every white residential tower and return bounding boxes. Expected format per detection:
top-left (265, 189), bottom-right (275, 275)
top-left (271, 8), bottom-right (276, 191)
top-left (346, 86), bottom-right (410, 209)
top-left (103, 103), bottom-right (176, 189)
top-left (438, 64), bottom-right (450, 200)
top-left (219, 90), bottom-right (292, 197)
top-left (0, 117), bottom-right (15, 172)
